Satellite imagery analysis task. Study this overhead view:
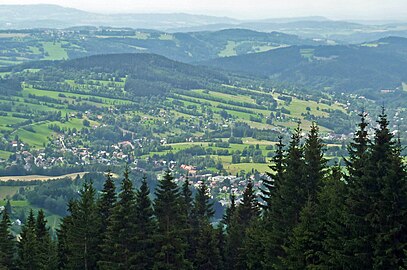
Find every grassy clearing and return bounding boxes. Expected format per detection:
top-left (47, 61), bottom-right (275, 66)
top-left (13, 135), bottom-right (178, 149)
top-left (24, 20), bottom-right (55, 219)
top-left (42, 42), bottom-right (68, 60)
top-left (159, 34), bottom-right (173, 40)
top-left (193, 89), bottom-right (255, 104)
top-left (0, 186), bottom-right (20, 199)
top-left (300, 48), bottom-right (314, 60)
top-left (0, 150), bottom-right (12, 160)
top-left (252, 44), bottom-right (288, 53)
top-left (0, 115), bottom-right (26, 127)
top-left (225, 163), bottom-right (270, 175)
top-left (15, 125), bottom-right (52, 148)
top-left (0, 71), bottom-right (11, 77)
top-left (361, 43), bottom-right (379, 47)
top-left (46, 214), bottom-right (62, 229)
top-left (135, 32), bottom-right (150, 39)
top-left (0, 59), bottom-right (23, 66)
top-left (29, 46), bottom-right (41, 54)
top-left (0, 200), bottom-right (29, 207)
top-left (219, 41), bottom-right (237, 57)
top-left (32, 118), bottom-right (90, 134)
top-left (23, 86), bottom-right (132, 106)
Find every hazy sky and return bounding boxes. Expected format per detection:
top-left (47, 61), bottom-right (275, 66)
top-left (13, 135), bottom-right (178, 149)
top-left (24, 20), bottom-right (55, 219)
top-left (2, 0), bottom-right (407, 20)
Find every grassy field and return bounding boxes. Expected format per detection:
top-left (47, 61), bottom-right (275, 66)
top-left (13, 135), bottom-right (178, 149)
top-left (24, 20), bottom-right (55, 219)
top-left (135, 32), bottom-right (150, 39)
top-left (0, 150), bottom-right (12, 160)
top-left (252, 44), bottom-right (288, 53)
top-left (15, 125), bottom-right (52, 148)
top-left (0, 200), bottom-right (29, 207)
top-left (0, 115), bottom-right (26, 128)
top-left (46, 214), bottom-right (62, 229)
top-left (0, 172), bottom-right (87, 182)
top-left (42, 41), bottom-right (68, 60)
top-left (23, 85), bottom-right (131, 106)
top-left (159, 34), bottom-right (174, 40)
top-left (300, 48), bottom-right (315, 60)
top-left (0, 186), bottom-right (20, 199)
top-left (174, 88), bottom-right (340, 132)
top-left (2, 83), bottom-right (136, 149)
top-left (219, 41), bottom-right (237, 57)
top-left (225, 163), bottom-right (270, 175)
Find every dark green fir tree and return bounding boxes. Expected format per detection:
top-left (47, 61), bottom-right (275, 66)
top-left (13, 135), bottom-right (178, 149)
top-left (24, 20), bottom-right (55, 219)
top-left (153, 170), bottom-right (191, 270)
top-left (0, 210), bottom-right (15, 269)
top-left (99, 167), bottom-right (136, 270)
top-left (17, 209), bottom-right (38, 270)
top-left (131, 175), bottom-right (156, 269)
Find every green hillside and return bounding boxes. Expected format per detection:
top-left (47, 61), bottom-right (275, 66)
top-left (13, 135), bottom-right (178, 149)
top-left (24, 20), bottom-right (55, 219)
top-left (0, 54), bottom-right (351, 176)
top-left (204, 38), bottom-right (407, 102)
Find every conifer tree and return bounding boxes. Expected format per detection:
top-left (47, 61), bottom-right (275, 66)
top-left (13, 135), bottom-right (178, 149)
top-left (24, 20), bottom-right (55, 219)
top-left (97, 170), bottom-right (116, 234)
top-left (193, 180), bottom-right (215, 221)
top-left (283, 198), bottom-right (322, 269)
top-left (5, 200), bottom-right (12, 216)
top-left (278, 123), bottom-right (327, 269)
top-left (237, 180), bottom-right (259, 227)
top-left (195, 221), bottom-right (222, 270)
top-left (368, 109), bottom-right (407, 268)
top-left (344, 111), bottom-right (369, 180)
top-left (234, 180), bottom-right (260, 269)
top-left (318, 165), bottom-right (348, 269)
top-left (303, 122), bottom-right (326, 200)
top-left (265, 126), bottom-right (306, 268)
top-left (215, 224), bottom-right (226, 270)
top-left (242, 218), bottom-right (266, 270)
top-left (181, 177), bottom-right (195, 262)
top-left (64, 182), bottom-right (99, 270)
top-left (17, 209), bottom-right (38, 270)
top-left (341, 111), bottom-right (373, 268)
top-left (99, 167), bottom-right (136, 269)
top-left (192, 180), bottom-right (220, 269)
top-left (261, 136), bottom-right (285, 211)
top-left (222, 192), bottom-right (236, 229)
top-left (343, 109), bottom-right (407, 269)
top-left (56, 201), bottom-right (75, 270)
top-left (0, 210), bottom-right (15, 269)
top-left (36, 209), bottom-right (57, 270)
top-left (96, 170), bottom-right (117, 264)
top-left (181, 177), bottom-right (193, 219)
top-left (222, 192), bottom-right (240, 270)
top-left (131, 175), bottom-right (156, 269)
top-left (153, 170), bottom-right (191, 270)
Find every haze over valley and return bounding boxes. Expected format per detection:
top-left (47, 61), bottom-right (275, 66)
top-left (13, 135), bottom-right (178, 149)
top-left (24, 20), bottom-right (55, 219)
top-left (0, 2), bottom-right (406, 269)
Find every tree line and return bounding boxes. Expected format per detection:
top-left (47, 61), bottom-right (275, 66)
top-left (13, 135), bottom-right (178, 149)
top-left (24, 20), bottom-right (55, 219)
top-left (0, 109), bottom-right (406, 269)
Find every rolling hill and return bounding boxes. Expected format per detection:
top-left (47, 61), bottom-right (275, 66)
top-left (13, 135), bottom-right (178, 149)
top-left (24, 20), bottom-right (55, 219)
top-left (0, 27), bottom-right (321, 67)
top-left (204, 37), bottom-right (407, 102)
top-left (0, 4), bottom-right (238, 29)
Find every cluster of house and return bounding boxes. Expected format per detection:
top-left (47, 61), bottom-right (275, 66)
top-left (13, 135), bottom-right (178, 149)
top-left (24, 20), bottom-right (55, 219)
top-left (6, 139), bottom-right (140, 169)
top-left (175, 171), bottom-right (266, 207)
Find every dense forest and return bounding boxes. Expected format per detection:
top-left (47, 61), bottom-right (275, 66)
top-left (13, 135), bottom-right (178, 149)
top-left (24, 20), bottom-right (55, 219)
top-left (0, 110), bottom-right (405, 269)
top-left (205, 37), bottom-right (407, 101)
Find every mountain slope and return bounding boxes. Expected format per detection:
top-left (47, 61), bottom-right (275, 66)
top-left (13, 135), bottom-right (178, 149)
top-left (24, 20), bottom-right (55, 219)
top-left (204, 38), bottom-right (407, 100)
top-left (15, 53), bottom-right (228, 97)
top-left (0, 27), bottom-right (321, 67)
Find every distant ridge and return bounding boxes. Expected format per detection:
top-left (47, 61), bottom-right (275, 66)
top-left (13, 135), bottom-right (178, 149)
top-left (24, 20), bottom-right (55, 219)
top-left (0, 4), bottom-right (239, 30)
top-left (1, 4), bottom-right (407, 43)
top-left (204, 37), bottom-right (407, 98)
